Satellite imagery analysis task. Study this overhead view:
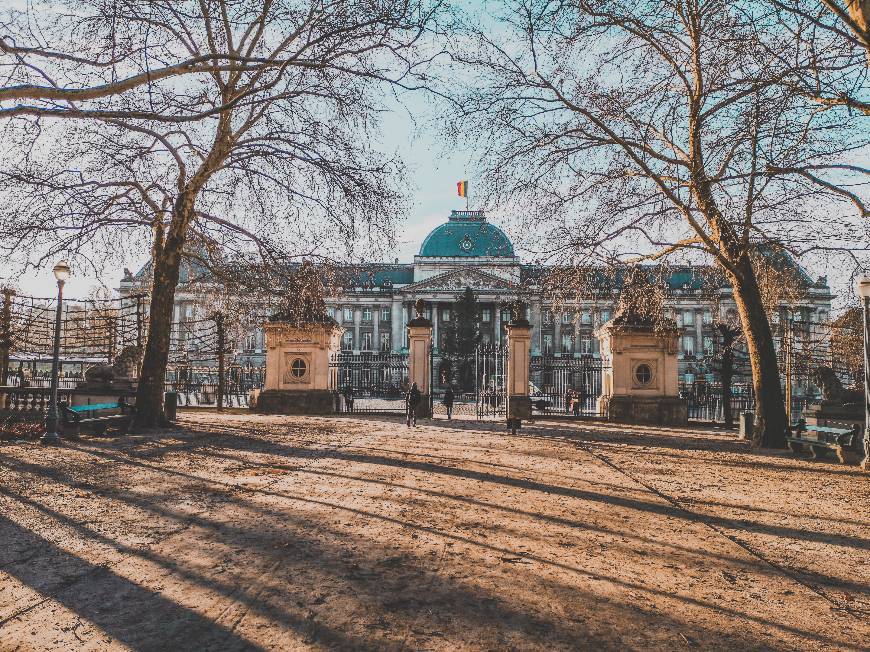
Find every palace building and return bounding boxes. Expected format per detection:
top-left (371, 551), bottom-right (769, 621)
top-left (120, 209), bottom-right (834, 385)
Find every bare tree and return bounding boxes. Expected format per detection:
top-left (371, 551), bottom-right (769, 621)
top-left (0, 1), bottom-right (290, 119)
top-left (446, 0), bottom-right (868, 447)
top-left (0, 0), bottom-right (443, 427)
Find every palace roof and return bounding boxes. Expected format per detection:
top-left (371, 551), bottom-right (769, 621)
top-left (418, 210), bottom-right (515, 258)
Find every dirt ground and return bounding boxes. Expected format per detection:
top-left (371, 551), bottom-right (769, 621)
top-left (0, 413), bottom-right (867, 651)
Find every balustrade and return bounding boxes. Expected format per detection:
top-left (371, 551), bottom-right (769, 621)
top-left (0, 387), bottom-right (73, 415)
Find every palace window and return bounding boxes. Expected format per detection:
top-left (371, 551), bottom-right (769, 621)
top-left (600, 310), bottom-right (610, 323)
top-left (562, 311), bottom-right (573, 324)
top-left (581, 310), bottom-right (591, 324)
top-left (703, 336), bottom-right (714, 355)
top-left (343, 307), bottom-right (353, 323)
top-left (362, 308), bottom-right (372, 322)
top-left (501, 310), bottom-right (511, 323)
top-left (543, 334), bottom-right (553, 354)
top-left (542, 311), bottom-right (552, 325)
top-left (482, 333), bottom-right (491, 345)
top-left (683, 310), bottom-right (695, 326)
top-left (481, 308), bottom-right (491, 322)
top-left (579, 337), bottom-right (592, 354)
top-left (380, 332), bottom-right (391, 351)
top-left (381, 307), bottom-right (391, 321)
top-left (361, 332), bottom-right (373, 350)
top-left (244, 332), bottom-right (257, 352)
top-left (561, 334), bottom-right (574, 353)
top-left (442, 308), bottom-right (451, 322)
top-left (702, 310), bottom-right (712, 325)
top-left (682, 335), bottom-right (695, 357)
top-left (342, 331), bottom-right (353, 350)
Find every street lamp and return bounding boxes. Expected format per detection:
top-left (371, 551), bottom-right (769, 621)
top-left (41, 259), bottom-right (71, 445)
top-left (856, 275), bottom-right (870, 471)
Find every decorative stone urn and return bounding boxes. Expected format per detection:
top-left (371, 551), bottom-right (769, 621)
top-left (407, 298), bottom-right (433, 419)
top-left (596, 303), bottom-right (687, 427)
top-left (254, 319), bottom-right (343, 415)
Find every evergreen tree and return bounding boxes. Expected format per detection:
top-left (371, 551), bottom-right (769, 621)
top-left (440, 287), bottom-right (482, 391)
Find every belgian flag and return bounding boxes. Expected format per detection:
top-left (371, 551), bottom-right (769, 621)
top-left (457, 180), bottom-right (468, 198)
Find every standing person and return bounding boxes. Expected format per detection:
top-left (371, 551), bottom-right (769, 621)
top-left (443, 386), bottom-right (455, 420)
top-left (406, 382), bottom-right (422, 427)
top-left (565, 388), bottom-right (573, 414)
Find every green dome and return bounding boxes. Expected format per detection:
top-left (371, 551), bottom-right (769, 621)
top-left (419, 211), bottom-right (515, 258)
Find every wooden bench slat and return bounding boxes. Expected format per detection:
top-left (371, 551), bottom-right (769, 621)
top-left (802, 425), bottom-right (853, 434)
top-left (68, 403), bottom-right (124, 412)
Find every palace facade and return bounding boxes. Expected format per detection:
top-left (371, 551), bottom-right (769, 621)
top-left (120, 209), bottom-right (834, 384)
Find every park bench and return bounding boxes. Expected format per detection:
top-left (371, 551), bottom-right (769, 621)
top-left (60, 396), bottom-right (135, 437)
top-left (785, 420), bottom-right (861, 464)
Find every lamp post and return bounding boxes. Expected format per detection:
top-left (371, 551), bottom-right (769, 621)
top-left (856, 275), bottom-right (870, 471)
top-left (41, 259), bottom-right (71, 446)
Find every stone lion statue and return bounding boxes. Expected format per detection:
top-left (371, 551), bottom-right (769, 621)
top-left (84, 364), bottom-right (116, 384)
top-left (811, 366), bottom-right (863, 405)
top-left (112, 345), bottom-right (142, 379)
top-left (84, 346), bottom-right (142, 385)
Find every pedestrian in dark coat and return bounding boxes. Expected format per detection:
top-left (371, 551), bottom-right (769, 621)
top-left (406, 382), bottom-right (422, 427)
top-left (443, 387), bottom-right (455, 420)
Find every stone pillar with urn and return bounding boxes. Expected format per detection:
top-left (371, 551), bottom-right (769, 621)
top-left (596, 281), bottom-right (687, 426)
top-left (407, 298), bottom-right (433, 419)
top-left (254, 316), bottom-right (343, 415)
top-left (506, 300), bottom-right (533, 434)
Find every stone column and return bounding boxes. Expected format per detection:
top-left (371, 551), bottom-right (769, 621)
top-left (407, 300), bottom-right (433, 418)
top-left (391, 297), bottom-right (402, 352)
top-left (373, 304), bottom-right (380, 351)
top-left (574, 309), bottom-right (581, 356)
top-left (353, 307), bottom-right (361, 351)
top-left (530, 299), bottom-right (542, 355)
top-left (554, 312), bottom-right (562, 355)
top-left (506, 306), bottom-right (533, 433)
top-left (494, 306), bottom-right (501, 346)
top-left (432, 300), bottom-right (439, 352)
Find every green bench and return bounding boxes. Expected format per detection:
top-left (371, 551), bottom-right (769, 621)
top-left (785, 420), bottom-right (861, 464)
top-left (60, 397), bottom-right (134, 437)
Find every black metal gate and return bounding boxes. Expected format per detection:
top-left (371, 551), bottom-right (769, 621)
top-left (475, 343), bottom-right (508, 418)
top-left (330, 351), bottom-right (409, 413)
top-left (529, 355), bottom-right (609, 417)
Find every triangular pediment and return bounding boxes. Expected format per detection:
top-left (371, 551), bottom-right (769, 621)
top-left (401, 268), bottom-right (518, 293)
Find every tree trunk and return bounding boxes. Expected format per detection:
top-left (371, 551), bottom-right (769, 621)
top-left (726, 255), bottom-right (787, 448)
top-left (133, 220), bottom-right (188, 428)
top-left (721, 351), bottom-right (734, 429)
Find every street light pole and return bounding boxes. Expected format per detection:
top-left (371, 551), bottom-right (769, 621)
top-left (41, 259), bottom-right (71, 446)
top-left (856, 275), bottom-right (870, 471)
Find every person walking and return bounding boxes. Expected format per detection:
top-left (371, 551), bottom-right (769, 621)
top-left (443, 386), bottom-right (455, 420)
top-left (406, 382), bottom-right (422, 427)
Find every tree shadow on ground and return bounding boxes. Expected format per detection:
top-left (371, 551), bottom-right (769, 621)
top-left (0, 452), bottom-right (854, 650)
top-left (0, 514), bottom-right (265, 651)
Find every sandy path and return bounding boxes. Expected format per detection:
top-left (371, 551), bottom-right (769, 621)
top-left (0, 413), bottom-right (867, 650)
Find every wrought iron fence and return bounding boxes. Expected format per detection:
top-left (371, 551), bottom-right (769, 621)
top-left (529, 354), bottom-right (609, 418)
top-left (164, 364), bottom-right (265, 408)
top-left (330, 351), bottom-right (409, 413)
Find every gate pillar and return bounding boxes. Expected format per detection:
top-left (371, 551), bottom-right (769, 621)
top-left (407, 299), bottom-right (432, 418)
top-left (506, 301), bottom-right (533, 432)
